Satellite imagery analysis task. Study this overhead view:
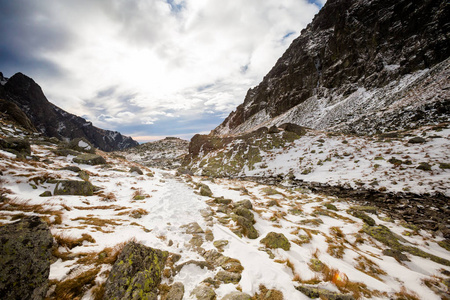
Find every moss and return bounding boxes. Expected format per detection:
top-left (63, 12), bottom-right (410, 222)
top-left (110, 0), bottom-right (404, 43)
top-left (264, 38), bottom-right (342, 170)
top-left (363, 225), bottom-right (450, 266)
top-left (309, 258), bottom-right (325, 272)
top-left (439, 163), bottom-right (450, 169)
top-left (261, 232), bottom-right (290, 251)
top-left (438, 240), bottom-right (450, 251)
top-left (324, 203), bottom-right (338, 211)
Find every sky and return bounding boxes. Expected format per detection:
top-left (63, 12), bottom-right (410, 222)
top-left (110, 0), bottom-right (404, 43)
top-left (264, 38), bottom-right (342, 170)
top-left (0, 0), bottom-right (325, 143)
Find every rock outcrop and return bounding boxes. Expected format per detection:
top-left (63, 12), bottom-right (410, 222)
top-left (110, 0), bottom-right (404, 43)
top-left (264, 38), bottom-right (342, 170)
top-left (0, 216), bottom-right (53, 300)
top-left (214, 0), bottom-right (450, 136)
top-left (103, 241), bottom-right (168, 300)
top-left (0, 72), bottom-right (138, 151)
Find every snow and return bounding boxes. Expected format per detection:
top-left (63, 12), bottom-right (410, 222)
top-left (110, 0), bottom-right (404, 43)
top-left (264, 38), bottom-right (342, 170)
top-left (0, 120), bottom-right (449, 299)
top-left (78, 140), bottom-right (91, 150)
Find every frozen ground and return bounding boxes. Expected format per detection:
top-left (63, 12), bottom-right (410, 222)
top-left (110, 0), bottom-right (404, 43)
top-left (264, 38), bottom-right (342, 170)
top-left (0, 120), bottom-right (449, 299)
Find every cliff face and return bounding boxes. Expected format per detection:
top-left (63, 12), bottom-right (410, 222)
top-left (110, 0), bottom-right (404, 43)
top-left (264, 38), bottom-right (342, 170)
top-left (0, 72), bottom-right (138, 151)
top-left (214, 0), bottom-right (450, 135)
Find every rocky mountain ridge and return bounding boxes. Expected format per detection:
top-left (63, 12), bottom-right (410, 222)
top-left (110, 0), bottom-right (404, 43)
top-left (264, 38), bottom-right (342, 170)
top-left (0, 72), bottom-right (138, 151)
top-left (214, 0), bottom-right (450, 136)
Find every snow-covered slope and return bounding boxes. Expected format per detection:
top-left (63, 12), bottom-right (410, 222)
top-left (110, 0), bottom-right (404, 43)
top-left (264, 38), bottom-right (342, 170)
top-left (1, 116), bottom-right (449, 299)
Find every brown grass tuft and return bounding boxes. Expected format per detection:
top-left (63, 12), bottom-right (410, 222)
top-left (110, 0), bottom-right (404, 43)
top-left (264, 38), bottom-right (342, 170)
top-left (50, 267), bottom-right (101, 300)
top-left (54, 233), bottom-right (96, 249)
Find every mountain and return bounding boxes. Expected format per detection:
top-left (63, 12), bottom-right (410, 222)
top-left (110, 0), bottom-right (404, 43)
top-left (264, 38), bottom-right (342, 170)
top-left (118, 137), bottom-right (189, 169)
top-left (213, 0), bottom-right (450, 136)
top-left (0, 72), bottom-right (138, 151)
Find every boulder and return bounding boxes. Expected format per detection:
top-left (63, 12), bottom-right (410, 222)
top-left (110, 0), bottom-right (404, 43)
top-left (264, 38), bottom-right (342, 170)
top-left (54, 180), bottom-right (94, 196)
top-left (222, 291), bottom-right (252, 300)
top-left (233, 216), bottom-right (258, 239)
top-left (279, 123), bottom-right (306, 136)
top-left (215, 270), bottom-right (241, 283)
top-left (130, 166), bottom-right (144, 175)
top-left (408, 136), bottom-right (426, 144)
top-left (73, 153), bottom-right (107, 165)
top-left (191, 283), bottom-right (216, 300)
top-left (52, 149), bottom-right (80, 157)
top-left (0, 216), bottom-right (53, 300)
top-left (261, 232), bottom-right (290, 251)
top-left (39, 191), bottom-right (52, 197)
top-left (268, 125), bottom-right (280, 134)
top-left (103, 241), bottom-right (168, 300)
top-left (59, 166), bottom-right (81, 172)
top-left (234, 207), bottom-right (254, 222)
top-left (0, 137), bottom-right (31, 156)
top-left (166, 282), bottom-right (184, 300)
top-left (68, 138), bottom-right (95, 153)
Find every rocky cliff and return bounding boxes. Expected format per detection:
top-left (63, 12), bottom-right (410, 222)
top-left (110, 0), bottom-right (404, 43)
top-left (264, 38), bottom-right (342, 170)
top-left (0, 72), bottom-right (138, 151)
top-left (214, 0), bottom-right (450, 136)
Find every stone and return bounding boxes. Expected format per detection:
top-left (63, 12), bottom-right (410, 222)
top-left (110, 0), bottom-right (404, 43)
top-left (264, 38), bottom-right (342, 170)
top-left (349, 210), bottom-right (376, 226)
top-left (213, 240), bottom-right (229, 249)
top-left (73, 153), bottom-right (107, 165)
top-left (382, 249), bottom-right (410, 262)
top-left (68, 138), bottom-right (95, 153)
top-left (0, 216), bottom-right (53, 300)
top-left (416, 162), bottom-right (432, 171)
top-left (222, 291), bottom-right (252, 300)
top-left (214, 196), bottom-right (233, 205)
top-left (408, 136), bottom-right (426, 144)
top-left (233, 215), bottom-right (259, 239)
top-left (233, 207), bottom-right (254, 222)
top-left (0, 137), bottom-right (31, 156)
top-left (215, 270), bottom-right (241, 284)
top-left (59, 165), bottom-right (81, 172)
top-left (39, 191), bottom-right (52, 197)
top-left (279, 123), bottom-right (307, 136)
top-left (261, 232), bottom-right (290, 251)
top-left (199, 183), bottom-right (213, 197)
top-left (166, 282), bottom-right (184, 300)
top-left (191, 283), bottom-right (216, 300)
top-left (236, 199), bottom-right (253, 210)
top-left (53, 180), bottom-right (94, 196)
top-left (52, 149), bottom-right (80, 157)
top-left (268, 125), bottom-right (280, 134)
top-left (130, 166), bottom-right (144, 175)
top-left (103, 241), bottom-right (168, 300)
top-left (78, 170), bottom-right (90, 182)
top-left (296, 285), bottom-right (354, 300)
top-left (183, 222), bottom-right (204, 234)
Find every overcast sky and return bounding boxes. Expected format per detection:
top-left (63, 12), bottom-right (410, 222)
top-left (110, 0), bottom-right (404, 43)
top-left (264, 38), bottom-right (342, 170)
top-left (0, 0), bottom-right (324, 142)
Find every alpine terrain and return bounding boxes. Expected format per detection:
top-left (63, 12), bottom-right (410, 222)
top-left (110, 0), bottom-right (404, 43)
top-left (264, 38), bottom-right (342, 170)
top-left (0, 0), bottom-right (449, 300)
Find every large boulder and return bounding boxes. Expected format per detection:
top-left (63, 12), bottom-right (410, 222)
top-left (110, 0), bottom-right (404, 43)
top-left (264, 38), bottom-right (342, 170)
top-left (103, 241), bottom-right (168, 300)
top-left (73, 153), bottom-right (107, 165)
top-left (260, 232), bottom-right (291, 251)
top-left (54, 180), bottom-right (94, 196)
top-left (68, 138), bottom-right (95, 153)
top-left (0, 137), bottom-right (31, 156)
top-left (0, 216), bottom-right (53, 300)
top-left (166, 282), bottom-right (184, 300)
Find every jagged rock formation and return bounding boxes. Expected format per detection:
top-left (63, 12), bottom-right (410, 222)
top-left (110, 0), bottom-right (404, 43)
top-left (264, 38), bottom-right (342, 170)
top-left (214, 0), bottom-right (450, 136)
top-left (0, 216), bottom-right (53, 300)
top-left (0, 72), bottom-right (138, 151)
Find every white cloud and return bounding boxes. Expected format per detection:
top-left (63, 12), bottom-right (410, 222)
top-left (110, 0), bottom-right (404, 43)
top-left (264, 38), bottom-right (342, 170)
top-left (10, 0), bottom-right (320, 136)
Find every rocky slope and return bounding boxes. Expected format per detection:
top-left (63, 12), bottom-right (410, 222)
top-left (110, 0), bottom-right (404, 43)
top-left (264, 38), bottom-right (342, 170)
top-left (0, 72), bottom-right (138, 151)
top-left (213, 0), bottom-right (450, 136)
top-left (118, 137), bottom-right (189, 169)
top-left (0, 116), bottom-right (449, 299)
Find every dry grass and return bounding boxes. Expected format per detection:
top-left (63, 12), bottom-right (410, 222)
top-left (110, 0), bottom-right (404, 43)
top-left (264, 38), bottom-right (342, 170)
top-left (393, 286), bottom-right (420, 300)
top-left (54, 233), bottom-right (96, 249)
top-left (49, 267), bottom-right (101, 300)
top-left (91, 282), bottom-right (106, 300)
top-left (73, 205), bottom-right (128, 210)
top-left (77, 239), bottom-right (133, 266)
top-left (98, 192), bottom-right (117, 202)
top-left (71, 217), bottom-right (122, 227)
top-left (355, 255), bottom-right (387, 281)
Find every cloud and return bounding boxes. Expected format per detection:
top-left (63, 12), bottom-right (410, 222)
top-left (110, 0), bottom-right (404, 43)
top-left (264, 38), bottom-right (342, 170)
top-left (0, 0), bottom-right (321, 139)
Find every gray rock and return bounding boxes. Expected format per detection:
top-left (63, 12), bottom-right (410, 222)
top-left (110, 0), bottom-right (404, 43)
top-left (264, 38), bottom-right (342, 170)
top-left (0, 137), bottom-right (31, 156)
top-left (215, 270), bottom-right (241, 284)
top-left (236, 200), bottom-right (252, 210)
top-left (73, 153), bottom-right (107, 165)
top-left (78, 170), bottom-right (90, 182)
top-left (0, 216), bottom-right (53, 300)
top-left (191, 283), bottom-right (216, 300)
top-left (54, 180), bottom-right (94, 196)
top-left (221, 291), bottom-right (252, 300)
top-left (408, 136), bottom-right (426, 144)
top-left (268, 125), bottom-right (280, 134)
top-left (296, 285), bottom-right (354, 300)
top-left (39, 191), bottom-right (52, 197)
top-left (233, 215), bottom-right (258, 239)
top-left (166, 282), bottom-right (184, 300)
top-left (103, 241), bottom-right (168, 300)
top-left (59, 165), bottom-right (81, 172)
top-left (52, 149), bottom-right (81, 156)
top-left (261, 232), bottom-right (290, 251)
top-left (382, 249), bottom-right (410, 262)
top-left (130, 166), bottom-right (144, 175)
top-left (234, 207), bottom-right (254, 222)
top-left (183, 222), bottom-right (205, 234)
top-left (68, 138), bottom-right (95, 153)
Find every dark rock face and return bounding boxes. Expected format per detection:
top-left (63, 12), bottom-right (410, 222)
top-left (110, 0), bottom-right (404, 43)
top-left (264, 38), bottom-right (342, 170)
top-left (103, 241), bottom-right (168, 300)
top-left (214, 0), bottom-right (450, 135)
top-left (0, 216), bottom-right (53, 300)
top-left (0, 99), bottom-right (36, 132)
top-left (1, 72), bottom-right (138, 151)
